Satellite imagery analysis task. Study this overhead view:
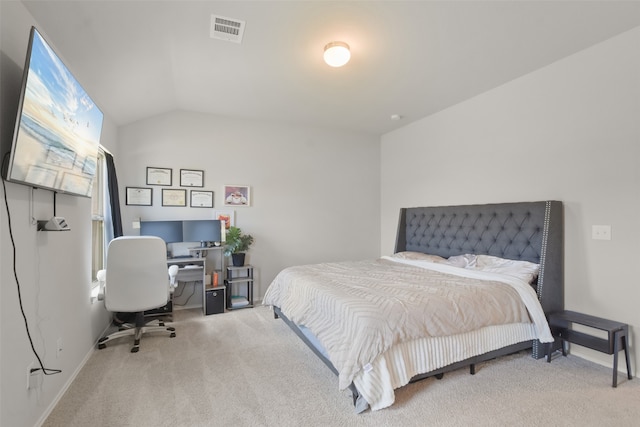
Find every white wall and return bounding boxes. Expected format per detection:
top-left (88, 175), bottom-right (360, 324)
top-left (0, 3), bottom-right (118, 426)
top-left (117, 111), bottom-right (381, 300)
top-left (381, 27), bottom-right (640, 372)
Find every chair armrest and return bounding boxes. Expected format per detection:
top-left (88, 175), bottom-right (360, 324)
top-left (168, 265), bottom-right (179, 289)
top-left (96, 269), bottom-right (106, 301)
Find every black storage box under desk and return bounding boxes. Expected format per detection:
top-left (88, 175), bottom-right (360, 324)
top-left (205, 286), bottom-right (225, 315)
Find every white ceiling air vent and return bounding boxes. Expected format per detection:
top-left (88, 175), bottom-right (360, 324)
top-left (210, 15), bottom-right (245, 44)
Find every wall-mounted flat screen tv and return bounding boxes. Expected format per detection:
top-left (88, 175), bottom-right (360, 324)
top-left (3, 26), bottom-right (103, 197)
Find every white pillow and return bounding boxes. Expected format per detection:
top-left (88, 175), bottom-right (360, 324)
top-left (445, 254), bottom-right (477, 268)
top-left (473, 255), bottom-right (540, 284)
top-left (391, 252), bottom-right (448, 263)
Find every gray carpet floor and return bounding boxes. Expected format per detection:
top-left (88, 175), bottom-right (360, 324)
top-left (43, 306), bottom-right (639, 427)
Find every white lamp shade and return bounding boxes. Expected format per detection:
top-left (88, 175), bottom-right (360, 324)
top-left (323, 41), bottom-right (351, 67)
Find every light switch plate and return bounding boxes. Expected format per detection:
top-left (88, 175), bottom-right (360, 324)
top-left (592, 225), bottom-right (611, 240)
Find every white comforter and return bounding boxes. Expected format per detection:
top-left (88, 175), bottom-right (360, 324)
top-left (263, 257), bottom-right (553, 411)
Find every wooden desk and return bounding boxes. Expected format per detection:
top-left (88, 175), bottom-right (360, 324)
top-left (168, 247), bottom-right (225, 315)
top-left (189, 246), bottom-right (225, 315)
top-left (167, 257), bottom-right (206, 314)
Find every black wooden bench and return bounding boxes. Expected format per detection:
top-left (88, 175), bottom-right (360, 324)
top-left (546, 310), bottom-right (632, 387)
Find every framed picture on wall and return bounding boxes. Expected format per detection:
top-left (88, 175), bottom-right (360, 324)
top-left (180, 169), bottom-right (204, 187)
top-left (223, 185), bottom-right (250, 206)
top-left (162, 189), bottom-right (187, 207)
top-left (213, 210), bottom-right (235, 230)
top-left (146, 167), bottom-right (172, 186)
top-left (126, 187), bottom-right (152, 206)
top-left (190, 190), bottom-right (213, 208)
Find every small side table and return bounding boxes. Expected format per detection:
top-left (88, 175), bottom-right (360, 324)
top-left (225, 265), bottom-right (254, 310)
top-left (546, 310), bottom-right (632, 387)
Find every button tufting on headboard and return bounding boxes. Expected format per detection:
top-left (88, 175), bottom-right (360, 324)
top-left (400, 202), bottom-right (552, 264)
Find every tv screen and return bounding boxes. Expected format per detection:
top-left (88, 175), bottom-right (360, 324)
top-left (3, 27), bottom-right (103, 197)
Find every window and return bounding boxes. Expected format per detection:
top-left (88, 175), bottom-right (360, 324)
top-left (91, 149), bottom-right (106, 282)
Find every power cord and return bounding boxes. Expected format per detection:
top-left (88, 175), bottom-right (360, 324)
top-left (172, 281), bottom-right (186, 298)
top-left (173, 281), bottom-right (198, 306)
top-left (1, 152), bottom-right (61, 376)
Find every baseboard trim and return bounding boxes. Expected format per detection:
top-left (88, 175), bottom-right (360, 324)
top-left (34, 344), bottom-right (97, 427)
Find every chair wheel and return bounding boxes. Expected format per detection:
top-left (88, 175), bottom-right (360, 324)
top-left (167, 327), bottom-right (176, 331)
top-left (170, 333), bottom-right (176, 338)
top-left (131, 347), bottom-right (139, 353)
top-left (435, 373), bottom-right (444, 380)
top-left (98, 343), bottom-right (106, 350)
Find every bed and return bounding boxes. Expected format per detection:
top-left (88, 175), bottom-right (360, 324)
top-left (263, 201), bottom-right (563, 412)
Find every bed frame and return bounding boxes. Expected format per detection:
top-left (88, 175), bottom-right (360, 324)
top-left (273, 200), bottom-right (564, 409)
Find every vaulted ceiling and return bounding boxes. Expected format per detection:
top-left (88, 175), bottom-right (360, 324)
top-left (19, 1), bottom-right (640, 135)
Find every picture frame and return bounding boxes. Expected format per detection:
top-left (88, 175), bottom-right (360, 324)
top-left (46, 146), bottom-right (76, 169)
top-left (223, 185), bottom-right (250, 206)
top-left (126, 187), bottom-right (152, 206)
top-left (213, 209), bottom-right (235, 230)
top-left (180, 169), bottom-right (204, 187)
top-left (25, 165), bottom-right (58, 188)
top-left (60, 172), bottom-right (92, 195)
top-left (146, 167), bottom-right (172, 186)
top-left (82, 156), bottom-right (97, 175)
top-left (162, 189), bottom-right (187, 207)
top-left (190, 190), bottom-right (213, 208)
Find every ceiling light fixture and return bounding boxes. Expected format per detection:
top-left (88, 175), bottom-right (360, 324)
top-left (323, 41), bottom-right (351, 67)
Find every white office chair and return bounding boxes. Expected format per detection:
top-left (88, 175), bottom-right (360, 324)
top-left (97, 236), bottom-right (178, 353)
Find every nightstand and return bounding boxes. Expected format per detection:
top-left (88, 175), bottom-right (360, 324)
top-left (546, 310), bottom-right (632, 387)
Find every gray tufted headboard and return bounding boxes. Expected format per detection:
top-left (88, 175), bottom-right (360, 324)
top-left (395, 200), bottom-right (564, 322)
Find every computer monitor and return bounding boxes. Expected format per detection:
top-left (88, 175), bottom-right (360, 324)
top-left (139, 220), bottom-right (183, 243)
top-left (182, 220), bottom-right (222, 247)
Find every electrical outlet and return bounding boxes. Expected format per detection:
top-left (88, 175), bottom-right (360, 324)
top-left (27, 362), bottom-right (41, 390)
top-left (592, 225), bottom-right (612, 240)
top-left (26, 362), bottom-right (33, 389)
top-left (56, 337), bottom-right (63, 359)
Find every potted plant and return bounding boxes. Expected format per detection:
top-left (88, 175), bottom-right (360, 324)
top-left (224, 226), bottom-right (254, 266)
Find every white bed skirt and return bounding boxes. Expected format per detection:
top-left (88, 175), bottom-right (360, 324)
top-left (353, 322), bottom-right (538, 410)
